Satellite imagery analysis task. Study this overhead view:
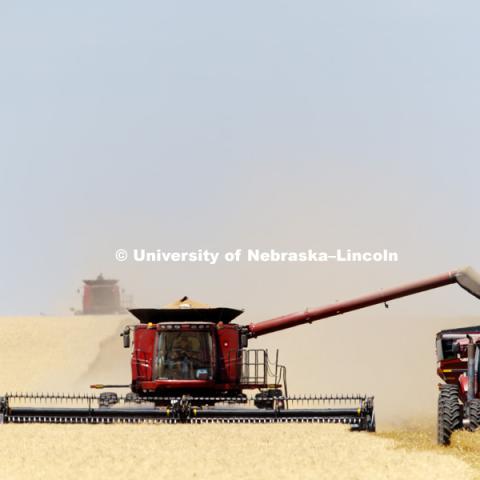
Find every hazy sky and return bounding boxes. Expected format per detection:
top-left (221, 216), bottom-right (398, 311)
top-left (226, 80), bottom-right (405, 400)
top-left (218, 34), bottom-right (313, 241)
top-left (0, 1), bottom-right (479, 320)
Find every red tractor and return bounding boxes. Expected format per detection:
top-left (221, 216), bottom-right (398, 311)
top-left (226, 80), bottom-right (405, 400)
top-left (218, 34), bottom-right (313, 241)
top-left (436, 325), bottom-right (480, 444)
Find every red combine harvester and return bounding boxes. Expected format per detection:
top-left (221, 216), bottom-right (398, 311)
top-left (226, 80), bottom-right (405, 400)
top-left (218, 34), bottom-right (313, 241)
top-left (2, 267), bottom-right (480, 432)
top-left (436, 324), bottom-right (480, 445)
top-left (77, 274), bottom-right (126, 315)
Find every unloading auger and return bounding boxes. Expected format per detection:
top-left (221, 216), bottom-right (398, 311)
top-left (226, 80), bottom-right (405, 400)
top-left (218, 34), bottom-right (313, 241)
top-left (2, 267), bottom-right (480, 429)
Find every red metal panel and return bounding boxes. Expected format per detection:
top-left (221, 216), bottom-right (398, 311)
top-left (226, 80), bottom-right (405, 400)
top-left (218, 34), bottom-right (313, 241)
top-left (459, 375), bottom-right (469, 401)
top-left (138, 380), bottom-right (215, 390)
top-left (131, 326), bottom-right (156, 383)
top-left (437, 358), bottom-right (466, 383)
top-left (217, 325), bottom-right (240, 384)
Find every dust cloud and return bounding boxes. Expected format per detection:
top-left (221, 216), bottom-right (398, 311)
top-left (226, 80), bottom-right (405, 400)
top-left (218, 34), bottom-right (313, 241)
top-left (249, 307), bottom-right (480, 428)
top-left (0, 315), bottom-right (132, 393)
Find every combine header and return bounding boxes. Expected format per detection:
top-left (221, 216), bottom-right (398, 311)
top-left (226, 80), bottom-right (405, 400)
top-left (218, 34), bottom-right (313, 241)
top-left (2, 267), bottom-right (480, 430)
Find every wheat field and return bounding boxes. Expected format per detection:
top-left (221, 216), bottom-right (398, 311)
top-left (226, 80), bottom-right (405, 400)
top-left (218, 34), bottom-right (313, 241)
top-left (0, 315), bottom-right (478, 480)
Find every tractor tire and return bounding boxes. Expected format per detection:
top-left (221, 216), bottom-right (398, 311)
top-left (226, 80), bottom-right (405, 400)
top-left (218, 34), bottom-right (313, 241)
top-left (468, 399), bottom-right (480, 431)
top-left (437, 384), bottom-right (462, 446)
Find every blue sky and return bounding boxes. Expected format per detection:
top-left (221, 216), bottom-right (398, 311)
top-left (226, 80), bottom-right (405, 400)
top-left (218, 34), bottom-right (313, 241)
top-left (0, 1), bottom-right (479, 317)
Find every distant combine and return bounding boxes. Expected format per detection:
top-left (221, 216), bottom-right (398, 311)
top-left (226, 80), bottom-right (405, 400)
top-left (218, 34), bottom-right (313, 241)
top-left (74, 274), bottom-right (132, 315)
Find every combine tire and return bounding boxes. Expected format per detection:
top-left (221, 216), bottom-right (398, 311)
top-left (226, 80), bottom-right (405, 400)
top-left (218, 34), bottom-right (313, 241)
top-left (437, 384), bottom-right (462, 446)
top-left (468, 399), bottom-right (480, 431)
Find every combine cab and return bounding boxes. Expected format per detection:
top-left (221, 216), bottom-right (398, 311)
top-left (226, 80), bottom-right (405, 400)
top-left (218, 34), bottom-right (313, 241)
top-left (436, 325), bottom-right (480, 445)
top-left (125, 297), bottom-right (286, 402)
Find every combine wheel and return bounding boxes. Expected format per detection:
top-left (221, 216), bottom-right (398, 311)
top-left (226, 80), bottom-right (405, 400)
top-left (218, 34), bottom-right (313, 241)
top-left (468, 399), bottom-right (480, 431)
top-left (437, 384), bottom-right (462, 446)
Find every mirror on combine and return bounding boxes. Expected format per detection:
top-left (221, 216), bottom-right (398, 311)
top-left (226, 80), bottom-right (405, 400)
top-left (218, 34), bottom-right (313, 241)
top-left (121, 327), bottom-right (130, 348)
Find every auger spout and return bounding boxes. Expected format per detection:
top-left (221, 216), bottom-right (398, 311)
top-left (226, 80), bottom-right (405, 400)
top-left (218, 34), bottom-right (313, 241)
top-left (248, 267), bottom-right (480, 338)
